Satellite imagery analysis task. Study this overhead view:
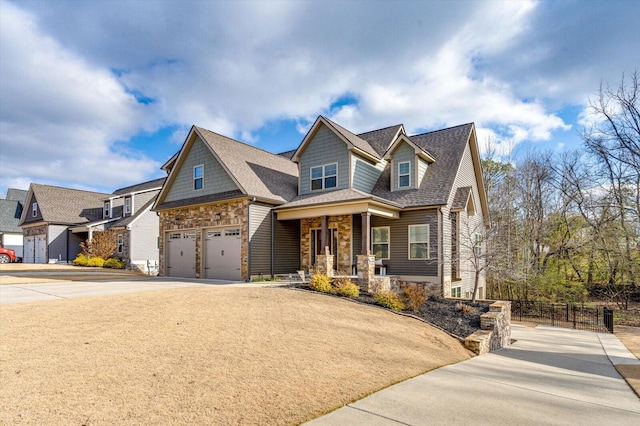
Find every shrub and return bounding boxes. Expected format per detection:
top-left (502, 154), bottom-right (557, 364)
top-left (73, 253), bottom-right (89, 266)
top-left (335, 280), bottom-right (360, 298)
top-left (401, 283), bottom-right (427, 311)
top-left (104, 257), bottom-right (125, 269)
top-left (309, 273), bottom-right (333, 293)
top-left (86, 257), bottom-right (105, 268)
top-left (375, 290), bottom-right (405, 312)
top-left (455, 302), bottom-right (476, 314)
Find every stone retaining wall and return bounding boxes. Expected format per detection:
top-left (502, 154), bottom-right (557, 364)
top-left (465, 301), bottom-right (511, 355)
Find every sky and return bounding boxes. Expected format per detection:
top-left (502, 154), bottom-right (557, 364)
top-left (1, 0), bottom-right (639, 197)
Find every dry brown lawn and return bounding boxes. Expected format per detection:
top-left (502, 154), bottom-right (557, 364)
top-left (0, 287), bottom-right (472, 425)
top-left (0, 263), bottom-right (144, 285)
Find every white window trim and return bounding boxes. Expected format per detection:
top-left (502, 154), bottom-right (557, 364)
top-left (104, 201), bottom-right (110, 219)
top-left (193, 164), bottom-right (204, 191)
top-left (117, 234), bottom-right (124, 254)
top-left (451, 286), bottom-right (462, 298)
top-left (310, 162), bottom-right (338, 191)
top-left (408, 224), bottom-right (430, 260)
top-left (371, 226), bottom-right (390, 260)
top-left (124, 197), bottom-right (132, 215)
top-left (398, 161), bottom-right (411, 188)
top-left (32, 202), bottom-right (37, 217)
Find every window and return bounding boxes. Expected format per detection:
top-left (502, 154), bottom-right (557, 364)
top-left (451, 212), bottom-right (460, 279)
top-left (310, 163), bottom-right (337, 191)
top-left (398, 161), bottom-right (410, 188)
top-left (124, 197), bottom-right (131, 215)
top-left (408, 224), bottom-right (429, 259)
top-left (104, 201), bottom-right (110, 219)
top-left (117, 234), bottom-right (123, 254)
top-left (194, 165), bottom-right (204, 190)
top-left (372, 227), bottom-right (390, 259)
top-left (225, 229), bottom-right (240, 236)
top-left (32, 202), bottom-right (37, 217)
top-left (474, 233), bottom-right (482, 257)
top-left (451, 286), bottom-right (461, 298)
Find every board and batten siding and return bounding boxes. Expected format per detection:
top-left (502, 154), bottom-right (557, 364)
top-left (442, 139), bottom-right (487, 298)
top-left (47, 224), bottom-right (68, 262)
top-left (299, 125), bottom-right (349, 195)
top-left (371, 209), bottom-right (439, 277)
top-left (391, 142), bottom-right (415, 191)
top-left (273, 218), bottom-right (300, 274)
top-left (352, 153), bottom-right (385, 193)
top-left (249, 203), bottom-right (272, 276)
top-left (164, 136), bottom-right (239, 203)
top-left (129, 208), bottom-right (160, 264)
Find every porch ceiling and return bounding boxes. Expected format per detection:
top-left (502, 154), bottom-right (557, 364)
top-left (276, 200), bottom-right (399, 220)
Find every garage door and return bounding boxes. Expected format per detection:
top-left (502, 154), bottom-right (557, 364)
top-left (35, 234), bottom-right (47, 264)
top-left (24, 236), bottom-right (35, 263)
top-left (165, 231), bottom-right (196, 278)
top-left (203, 228), bottom-right (241, 280)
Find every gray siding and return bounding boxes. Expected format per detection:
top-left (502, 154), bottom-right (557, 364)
top-left (22, 193), bottom-right (43, 224)
top-left (249, 203), bottom-right (272, 276)
top-left (68, 232), bottom-right (84, 261)
top-left (273, 218), bottom-right (300, 274)
top-left (133, 190), bottom-right (159, 214)
top-left (352, 154), bottom-right (385, 193)
top-left (299, 125), bottom-right (349, 195)
top-left (47, 225), bottom-right (68, 262)
top-left (417, 158), bottom-right (428, 186)
top-left (129, 208), bottom-right (160, 263)
top-left (391, 142), bottom-right (415, 191)
top-left (164, 136), bottom-right (239, 203)
top-left (351, 213), bottom-right (362, 258)
top-left (371, 210), bottom-right (439, 276)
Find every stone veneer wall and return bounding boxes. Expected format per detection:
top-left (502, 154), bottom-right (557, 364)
top-left (158, 198), bottom-right (249, 279)
top-left (300, 215), bottom-right (352, 272)
top-left (22, 224), bottom-right (48, 238)
top-left (464, 301), bottom-right (512, 355)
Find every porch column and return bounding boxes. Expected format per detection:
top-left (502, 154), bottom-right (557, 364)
top-left (361, 212), bottom-right (371, 255)
top-left (315, 215), bottom-right (334, 277)
top-left (321, 215), bottom-right (329, 254)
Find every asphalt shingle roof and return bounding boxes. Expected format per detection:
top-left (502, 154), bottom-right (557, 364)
top-left (0, 200), bottom-right (23, 233)
top-left (196, 127), bottom-right (299, 203)
top-left (357, 124), bottom-right (404, 157)
top-left (323, 117), bottom-right (381, 159)
top-left (157, 189), bottom-right (245, 211)
top-left (371, 123), bottom-right (473, 207)
top-left (276, 188), bottom-right (402, 210)
top-left (111, 177), bottom-right (166, 197)
top-left (6, 189), bottom-right (27, 203)
top-left (451, 186), bottom-right (472, 210)
top-left (22, 184), bottom-right (110, 225)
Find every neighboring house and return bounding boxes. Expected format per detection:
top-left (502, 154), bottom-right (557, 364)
top-left (153, 116), bottom-right (490, 299)
top-left (19, 184), bottom-right (108, 263)
top-left (0, 188), bottom-right (28, 258)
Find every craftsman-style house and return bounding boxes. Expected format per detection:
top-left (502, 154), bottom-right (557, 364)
top-left (153, 116), bottom-right (490, 298)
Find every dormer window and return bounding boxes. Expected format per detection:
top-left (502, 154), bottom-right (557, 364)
top-left (194, 165), bottom-right (204, 190)
top-left (32, 202), bottom-right (37, 217)
top-left (124, 197), bottom-right (131, 215)
top-left (398, 161), bottom-right (411, 188)
top-left (310, 163), bottom-right (337, 191)
top-left (103, 201), bottom-right (110, 219)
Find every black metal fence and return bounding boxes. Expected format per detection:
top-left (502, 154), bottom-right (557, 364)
top-left (511, 300), bottom-right (614, 333)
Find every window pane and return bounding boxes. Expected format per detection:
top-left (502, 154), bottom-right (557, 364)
top-left (399, 175), bottom-right (410, 187)
top-left (324, 163), bottom-right (336, 176)
top-left (410, 225), bottom-right (427, 242)
top-left (324, 176), bottom-right (336, 188)
top-left (410, 243), bottom-right (428, 258)
top-left (194, 166), bottom-right (203, 178)
top-left (373, 244), bottom-right (388, 259)
top-left (399, 162), bottom-right (409, 174)
top-left (311, 179), bottom-right (323, 190)
top-left (194, 177), bottom-right (203, 190)
top-left (311, 167), bottom-right (323, 179)
top-left (372, 228), bottom-right (388, 243)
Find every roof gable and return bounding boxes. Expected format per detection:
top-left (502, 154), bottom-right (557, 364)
top-left (20, 184), bottom-right (109, 226)
top-left (110, 177), bottom-right (166, 198)
top-left (383, 134), bottom-right (436, 163)
top-left (6, 188), bottom-right (27, 203)
top-left (357, 124), bottom-right (405, 157)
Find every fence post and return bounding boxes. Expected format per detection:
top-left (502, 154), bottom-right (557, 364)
top-left (551, 304), bottom-right (555, 326)
top-left (572, 305), bottom-right (576, 329)
top-left (603, 307), bottom-right (614, 333)
top-left (565, 303), bottom-right (569, 322)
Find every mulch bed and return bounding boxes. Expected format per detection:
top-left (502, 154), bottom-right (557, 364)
top-left (290, 284), bottom-right (490, 339)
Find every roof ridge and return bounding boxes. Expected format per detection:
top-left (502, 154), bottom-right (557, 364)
top-left (31, 183), bottom-right (110, 196)
top-left (112, 177), bottom-right (166, 193)
top-left (357, 123), bottom-right (404, 136)
top-left (410, 122), bottom-right (473, 138)
top-left (195, 125), bottom-right (294, 162)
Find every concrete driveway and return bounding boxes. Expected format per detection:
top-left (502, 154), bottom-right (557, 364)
top-left (306, 325), bottom-right (640, 425)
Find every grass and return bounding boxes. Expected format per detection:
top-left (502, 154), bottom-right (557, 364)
top-left (0, 287), bottom-right (472, 425)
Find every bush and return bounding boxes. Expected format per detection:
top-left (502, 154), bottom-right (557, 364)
top-left (86, 257), bottom-right (105, 268)
top-left (104, 257), bottom-right (125, 269)
top-left (455, 302), bottom-right (476, 314)
top-left (401, 283), bottom-right (427, 311)
top-left (375, 290), bottom-right (405, 312)
top-left (309, 273), bottom-right (333, 293)
top-left (335, 280), bottom-right (360, 298)
top-left (73, 253), bottom-right (89, 266)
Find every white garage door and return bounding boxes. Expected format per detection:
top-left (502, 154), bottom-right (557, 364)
top-left (203, 228), bottom-right (241, 280)
top-left (24, 236), bottom-right (35, 263)
top-left (165, 231), bottom-right (196, 278)
top-left (35, 234), bottom-right (47, 264)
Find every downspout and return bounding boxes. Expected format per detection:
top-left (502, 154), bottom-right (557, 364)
top-left (271, 209), bottom-right (275, 277)
top-left (247, 197), bottom-right (256, 281)
top-left (439, 207), bottom-right (445, 297)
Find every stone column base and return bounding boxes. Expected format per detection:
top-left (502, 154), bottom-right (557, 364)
top-left (315, 254), bottom-right (334, 277)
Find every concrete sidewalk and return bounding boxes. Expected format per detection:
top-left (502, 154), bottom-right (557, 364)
top-left (306, 325), bottom-right (640, 425)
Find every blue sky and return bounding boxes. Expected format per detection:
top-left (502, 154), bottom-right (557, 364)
top-left (1, 0), bottom-right (639, 196)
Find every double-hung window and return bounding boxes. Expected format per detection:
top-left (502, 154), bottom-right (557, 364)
top-left (451, 286), bottom-right (461, 298)
top-left (310, 163), bottom-right (337, 191)
top-left (117, 234), bottom-right (123, 254)
top-left (408, 224), bottom-right (429, 259)
top-left (398, 161), bottom-right (410, 188)
top-left (474, 233), bottom-right (482, 257)
top-left (124, 197), bottom-right (131, 215)
top-left (372, 227), bottom-right (390, 259)
top-left (194, 165), bottom-right (204, 190)
top-left (32, 202), bottom-right (38, 217)
top-left (103, 201), bottom-right (110, 219)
